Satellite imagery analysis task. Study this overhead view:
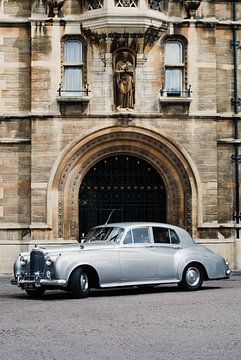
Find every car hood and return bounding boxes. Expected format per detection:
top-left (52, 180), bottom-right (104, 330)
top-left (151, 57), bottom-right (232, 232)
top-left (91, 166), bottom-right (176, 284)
top-left (37, 242), bottom-right (116, 256)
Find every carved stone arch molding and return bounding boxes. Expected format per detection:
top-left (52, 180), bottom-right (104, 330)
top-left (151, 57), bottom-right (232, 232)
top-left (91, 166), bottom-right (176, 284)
top-left (47, 126), bottom-right (202, 240)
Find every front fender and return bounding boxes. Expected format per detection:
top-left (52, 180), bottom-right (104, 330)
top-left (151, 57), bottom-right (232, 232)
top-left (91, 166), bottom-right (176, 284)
top-left (54, 250), bottom-right (120, 286)
top-left (53, 254), bottom-right (98, 283)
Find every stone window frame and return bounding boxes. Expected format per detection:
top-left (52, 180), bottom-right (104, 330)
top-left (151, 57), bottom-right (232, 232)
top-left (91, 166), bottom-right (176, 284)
top-left (88, 0), bottom-right (104, 10)
top-left (160, 35), bottom-right (189, 97)
top-left (59, 35), bottom-right (88, 97)
top-left (115, 0), bottom-right (138, 7)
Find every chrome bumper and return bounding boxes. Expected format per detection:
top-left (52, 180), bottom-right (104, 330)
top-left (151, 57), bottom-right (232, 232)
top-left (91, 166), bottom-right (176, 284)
top-left (11, 276), bottom-right (67, 288)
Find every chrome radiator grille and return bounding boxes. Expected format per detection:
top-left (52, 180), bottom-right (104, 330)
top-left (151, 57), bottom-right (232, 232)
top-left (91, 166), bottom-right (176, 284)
top-left (30, 250), bottom-right (45, 276)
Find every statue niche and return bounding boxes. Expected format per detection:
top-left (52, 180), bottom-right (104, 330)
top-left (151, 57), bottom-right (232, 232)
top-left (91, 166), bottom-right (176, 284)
top-left (114, 51), bottom-right (135, 111)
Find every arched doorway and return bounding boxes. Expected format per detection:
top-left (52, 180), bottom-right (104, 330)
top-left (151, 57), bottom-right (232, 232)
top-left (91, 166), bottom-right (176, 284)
top-left (48, 126), bottom-right (200, 240)
top-left (79, 155), bottom-right (166, 236)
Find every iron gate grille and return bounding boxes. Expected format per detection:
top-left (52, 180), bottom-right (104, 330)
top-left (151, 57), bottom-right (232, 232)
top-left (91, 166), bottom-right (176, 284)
top-left (79, 155), bottom-right (166, 237)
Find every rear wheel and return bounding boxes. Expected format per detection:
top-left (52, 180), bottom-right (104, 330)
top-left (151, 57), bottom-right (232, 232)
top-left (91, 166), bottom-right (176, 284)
top-left (179, 264), bottom-right (203, 291)
top-left (70, 267), bottom-right (90, 298)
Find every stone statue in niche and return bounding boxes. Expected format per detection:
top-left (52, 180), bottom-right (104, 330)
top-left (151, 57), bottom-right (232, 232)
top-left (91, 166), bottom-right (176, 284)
top-left (114, 51), bottom-right (135, 111)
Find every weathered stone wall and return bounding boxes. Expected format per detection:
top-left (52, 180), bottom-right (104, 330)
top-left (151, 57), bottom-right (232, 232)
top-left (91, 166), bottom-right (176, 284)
top-left (1, 0), bottom-right (241, 273)
top-left (0, 26), bottom-right (30, 113)
top-left (0, 119), bottom-right (31, 225)
top-left (1, 0), bottom-right (31, 17)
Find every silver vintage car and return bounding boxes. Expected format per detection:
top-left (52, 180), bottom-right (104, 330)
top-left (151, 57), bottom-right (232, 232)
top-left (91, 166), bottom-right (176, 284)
top-left (11, 222), bottom-right (231, 298)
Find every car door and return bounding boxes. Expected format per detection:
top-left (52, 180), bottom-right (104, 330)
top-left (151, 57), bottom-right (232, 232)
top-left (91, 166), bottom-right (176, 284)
top-left (119, 226), bottom-right (157, 283)
top-left (151, 226), bottom-right (180, 280)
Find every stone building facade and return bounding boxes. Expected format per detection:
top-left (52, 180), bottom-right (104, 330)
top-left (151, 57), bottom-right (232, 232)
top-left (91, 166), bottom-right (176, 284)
top-left (0, 0), bottom-right (241, 274)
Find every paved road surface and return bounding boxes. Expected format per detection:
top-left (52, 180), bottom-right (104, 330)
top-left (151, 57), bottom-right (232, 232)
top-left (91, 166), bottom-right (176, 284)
top-left (1, 276), bottom-right (241, 360)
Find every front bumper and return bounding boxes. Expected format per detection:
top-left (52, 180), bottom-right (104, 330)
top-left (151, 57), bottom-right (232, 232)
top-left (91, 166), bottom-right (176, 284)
top-left (11, 275), bottom-right (67, 288)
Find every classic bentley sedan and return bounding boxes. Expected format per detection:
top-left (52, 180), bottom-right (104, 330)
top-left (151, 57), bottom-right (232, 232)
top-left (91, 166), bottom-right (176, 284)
top-left (11, 222), bottom-right (231, 298)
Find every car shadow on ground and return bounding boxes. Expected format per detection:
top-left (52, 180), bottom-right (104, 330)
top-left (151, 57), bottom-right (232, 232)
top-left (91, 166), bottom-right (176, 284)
top-left (5, 282), bottom-right (222, 301)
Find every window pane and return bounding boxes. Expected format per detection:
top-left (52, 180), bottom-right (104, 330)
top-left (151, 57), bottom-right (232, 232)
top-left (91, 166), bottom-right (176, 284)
top-left (170, 230), bottom-right (180, 244)
top-left (64, 40), bottom-right (82, 62)
top-left (165, 41), bottom-right (182, 64)
top-left (132, 227), bottom-right (150, 243)
top-left (64, 67), bottom-right (82, 92)
top-left (165, 69), bottom-right (182, 93)
top-left (153, 227), bottom-right (170, 244)
top-left (123, 230), bottom-right (133, 244)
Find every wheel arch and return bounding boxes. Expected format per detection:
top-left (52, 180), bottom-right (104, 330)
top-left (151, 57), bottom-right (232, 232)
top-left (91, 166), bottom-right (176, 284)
top-left (179, 260), bottom-right (209, 281)
top-left (67, 264), bottom-right (100, 289)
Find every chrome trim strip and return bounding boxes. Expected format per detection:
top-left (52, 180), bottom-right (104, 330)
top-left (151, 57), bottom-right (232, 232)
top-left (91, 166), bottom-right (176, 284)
top-left (40, 279), bottom-right (67, 286)
top-left (11, 277), bottom-right (67, 287)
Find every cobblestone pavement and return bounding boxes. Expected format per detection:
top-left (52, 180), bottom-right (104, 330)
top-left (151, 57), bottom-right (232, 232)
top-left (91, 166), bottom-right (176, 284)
top-left (1, 275), bottom-right (241, 360)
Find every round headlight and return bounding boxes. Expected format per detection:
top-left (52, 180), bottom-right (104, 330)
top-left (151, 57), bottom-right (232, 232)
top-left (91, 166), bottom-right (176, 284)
top-left (45, 256), bottom-right (52, 266)
top-left (20, 256), bottom-right (26, 266)
top-left (46, 270), bottom-right (51, 279)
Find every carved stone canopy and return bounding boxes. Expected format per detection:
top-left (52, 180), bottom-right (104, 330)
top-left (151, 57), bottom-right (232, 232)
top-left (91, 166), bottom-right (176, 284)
top-left (83, 25), bottom-right (167, 56)
top-left (46, 0), bottom-right (65, 17)
top-left (183, 0), bottom-right (202, 18)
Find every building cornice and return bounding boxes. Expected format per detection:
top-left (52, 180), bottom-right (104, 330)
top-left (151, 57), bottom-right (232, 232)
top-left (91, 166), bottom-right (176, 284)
top-left (1, 14), bottom-right (241, 30)
top-left (1, 112), bottom-right (240, 121)
top-left (0, 17), bottom-right (29, 26)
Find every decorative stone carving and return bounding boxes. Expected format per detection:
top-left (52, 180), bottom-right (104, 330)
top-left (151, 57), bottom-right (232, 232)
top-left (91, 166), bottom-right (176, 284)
top-left (88, 0), bottom-right (103, 10)
top-left (183, 0), bottom-right (202, 18)
top-left (148, 0), bottom-right (168, 12)
top-left (46, 0), bottom-right (65, 17)
top-left (56, 131), bottom-right (193, 239)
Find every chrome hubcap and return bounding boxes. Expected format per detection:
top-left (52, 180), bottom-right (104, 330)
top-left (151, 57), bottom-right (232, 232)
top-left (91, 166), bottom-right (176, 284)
top-left (80, 272), bottom-right (88, 292)
top-left (186, 267), bottom-right (200, 287)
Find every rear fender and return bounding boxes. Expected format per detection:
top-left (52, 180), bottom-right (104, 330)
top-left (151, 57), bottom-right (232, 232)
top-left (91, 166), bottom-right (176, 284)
top-left (177, 257), bottom-right (208, 281)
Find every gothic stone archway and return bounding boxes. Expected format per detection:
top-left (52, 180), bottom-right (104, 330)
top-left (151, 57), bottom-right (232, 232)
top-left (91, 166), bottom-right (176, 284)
top-left (50, 127), bottom-right (197, 240)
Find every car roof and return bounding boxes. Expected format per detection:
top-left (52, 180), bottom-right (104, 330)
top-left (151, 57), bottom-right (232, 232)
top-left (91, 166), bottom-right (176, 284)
top-left (93, 222), bottom-right (195, 246)
top-left (96, 222), bottom-right (181, 230)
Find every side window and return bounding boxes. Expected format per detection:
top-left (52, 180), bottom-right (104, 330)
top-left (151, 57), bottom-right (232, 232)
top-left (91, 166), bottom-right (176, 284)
top-left (153, 227), bottom-right (170, 244)
top-left (62, 39), bottom-right (85, 95)
top-left (164, 40), bottom-right (184, 97)
top-left (123, 230), bottom-right (133, 244)
top-left (170, 230), bottom-right (180, 244)
top-left (132, 227), bottom-right (150, 244)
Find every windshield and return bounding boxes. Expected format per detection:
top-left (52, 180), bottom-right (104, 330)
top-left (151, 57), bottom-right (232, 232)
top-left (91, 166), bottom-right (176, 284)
top-left (84, 227), bottom-right (124, 243)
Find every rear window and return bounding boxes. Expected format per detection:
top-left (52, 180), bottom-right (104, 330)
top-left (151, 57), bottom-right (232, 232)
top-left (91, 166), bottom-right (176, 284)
top-left (153, 227), bottom-right (180, 244)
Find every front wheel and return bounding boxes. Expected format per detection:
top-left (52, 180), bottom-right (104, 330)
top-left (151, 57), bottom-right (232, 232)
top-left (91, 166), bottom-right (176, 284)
top-left (179, 264), bottom-right (203, 291)
top-left (70, 267), bottom-right (90, 298)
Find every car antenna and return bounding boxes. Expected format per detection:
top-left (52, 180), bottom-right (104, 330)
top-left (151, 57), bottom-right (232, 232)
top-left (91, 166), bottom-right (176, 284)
top-left (105, 209), bottom-right (115, 225)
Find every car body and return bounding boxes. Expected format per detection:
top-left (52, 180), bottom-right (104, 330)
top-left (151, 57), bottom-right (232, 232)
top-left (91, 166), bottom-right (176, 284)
top-left (11, 222), bottom-right (231, 298)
